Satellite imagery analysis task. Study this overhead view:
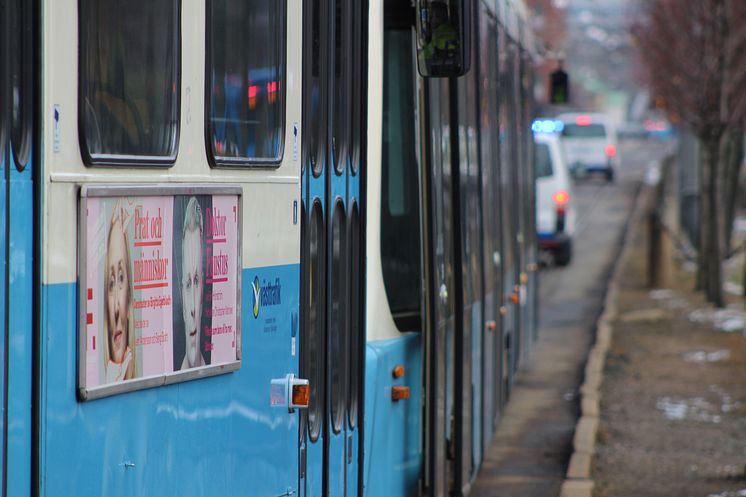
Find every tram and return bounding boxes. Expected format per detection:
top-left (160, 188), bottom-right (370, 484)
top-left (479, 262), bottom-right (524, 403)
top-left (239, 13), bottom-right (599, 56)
top-left (0, 0), bottom-right (537, 496)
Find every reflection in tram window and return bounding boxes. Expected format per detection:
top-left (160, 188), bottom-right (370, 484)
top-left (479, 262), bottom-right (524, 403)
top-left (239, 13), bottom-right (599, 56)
top-left (80, 0), bottom-right (179, 162)
top-left (347, 204), bottom-right (361, 428)
top-left (307, 202), bottom-right (325, 442)
top-left (9, 0), bottom-right (32, 168)
top-left (209, 0), bottom-right (286, 163)
top-left (381, 27), bottom-right (422, 331)
top-left (330, 202), bottom-right (347, 434)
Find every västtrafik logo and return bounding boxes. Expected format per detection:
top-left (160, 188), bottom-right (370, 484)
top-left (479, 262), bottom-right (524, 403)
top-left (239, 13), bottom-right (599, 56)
top-left (252, 276), bottom-right (260, 318)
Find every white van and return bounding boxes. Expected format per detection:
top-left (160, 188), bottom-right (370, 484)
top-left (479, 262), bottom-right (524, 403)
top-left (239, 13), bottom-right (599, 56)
top-left (535, 133), bottom-right (576, 265)
top-left (556, 112), bottom-right (618, 182)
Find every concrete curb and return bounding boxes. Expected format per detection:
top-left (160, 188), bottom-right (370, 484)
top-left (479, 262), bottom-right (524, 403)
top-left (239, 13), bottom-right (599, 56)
top-left (559, 178), bottom-right (653, 497)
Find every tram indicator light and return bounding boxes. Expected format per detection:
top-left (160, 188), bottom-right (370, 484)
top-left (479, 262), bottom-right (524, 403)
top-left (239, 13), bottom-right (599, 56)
top-left (605, 145), bottom-right (617, 158)
top-left (292, 384), bottom-right (310, 408)
top-left (392, 386), bottom-right (411, 401)
top-left (392, 365), bottom-right (406, 378)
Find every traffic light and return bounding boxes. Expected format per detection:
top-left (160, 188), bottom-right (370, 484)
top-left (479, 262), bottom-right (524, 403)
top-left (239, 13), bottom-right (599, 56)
top-left (550, 68), bottom-right (569, 105)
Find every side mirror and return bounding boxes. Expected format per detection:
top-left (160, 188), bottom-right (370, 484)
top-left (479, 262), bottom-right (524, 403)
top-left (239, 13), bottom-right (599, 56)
top-left (415, 0), bottom-right (471, 78)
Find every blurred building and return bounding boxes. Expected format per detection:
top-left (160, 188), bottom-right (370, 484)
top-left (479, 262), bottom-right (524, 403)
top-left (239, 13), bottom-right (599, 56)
top-left (525, 0), bottom-right (568, 109)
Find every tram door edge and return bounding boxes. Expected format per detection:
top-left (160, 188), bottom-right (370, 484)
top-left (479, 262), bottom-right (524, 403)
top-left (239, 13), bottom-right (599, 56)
top-left (2, 0), bottom-right (36, 495)
top-left (300, 1), bottom-right (364, 496)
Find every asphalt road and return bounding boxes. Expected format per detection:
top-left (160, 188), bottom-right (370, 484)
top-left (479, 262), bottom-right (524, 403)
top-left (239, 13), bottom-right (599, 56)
top-left (470, 139), bottom-right (671, 497)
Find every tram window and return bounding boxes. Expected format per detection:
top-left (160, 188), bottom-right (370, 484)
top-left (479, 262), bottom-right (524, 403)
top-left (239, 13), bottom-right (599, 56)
top-left (330, 202), bottom-right (348, 434)
top-left (9, 0), bottom-right (32, 169)
top-left (332, 0), bottom-right (351, 173)
top-left (307, 201), bottom-right (325, 442)
top-left (208, 0), bottom-right (286, 165)
top-left (347, 203), bottom-right (361, 428)
top-left (80, 0), bottom-right (179, 164)
top-left (381, 27), bottom-right (422, 331)
top-left (534, 143), bottom-right (552, 179)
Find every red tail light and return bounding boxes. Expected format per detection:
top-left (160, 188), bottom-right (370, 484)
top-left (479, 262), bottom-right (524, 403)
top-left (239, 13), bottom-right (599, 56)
top-left (576, 115), bottom-right (592, 126)
top-left (605, 145), bottom-right (617, 158)
top-left (552, 190), bottom-right (570, 206)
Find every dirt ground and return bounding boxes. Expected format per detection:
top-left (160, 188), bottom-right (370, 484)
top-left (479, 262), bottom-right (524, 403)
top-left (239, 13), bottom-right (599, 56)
top-left (592, 205), bottom-right (746, 497)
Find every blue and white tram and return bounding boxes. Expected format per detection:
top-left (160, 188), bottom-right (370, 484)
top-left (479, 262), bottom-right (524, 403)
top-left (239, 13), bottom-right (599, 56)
top-left (0, 0), bottom-right (538, 496)
top-left (361, 1), bottom-right (538, 496)
top-left (6, 0), bottom-right (315, 496)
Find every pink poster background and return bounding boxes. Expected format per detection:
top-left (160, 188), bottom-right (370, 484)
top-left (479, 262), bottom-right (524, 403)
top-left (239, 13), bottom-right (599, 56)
top-left (206, 195), bottom-right (239, 364)
top-left (83, 193), bottom-right (240, 391)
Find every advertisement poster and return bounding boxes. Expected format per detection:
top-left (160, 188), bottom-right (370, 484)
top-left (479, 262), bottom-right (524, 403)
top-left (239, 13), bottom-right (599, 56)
top-left (81, 190), bottom-right (240, 396)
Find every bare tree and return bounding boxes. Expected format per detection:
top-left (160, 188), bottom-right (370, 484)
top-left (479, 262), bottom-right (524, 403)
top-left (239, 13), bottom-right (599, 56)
top-left (634, 0), bottom-right (746, 307)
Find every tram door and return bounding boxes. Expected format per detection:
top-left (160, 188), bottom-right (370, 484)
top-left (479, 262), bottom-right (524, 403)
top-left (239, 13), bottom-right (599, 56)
top-left (300, 1), bottom-right (364, 497)
top-left (423, 77), bottom-right (457, 497)
top-left (1, 0), bottom-right (36, 495)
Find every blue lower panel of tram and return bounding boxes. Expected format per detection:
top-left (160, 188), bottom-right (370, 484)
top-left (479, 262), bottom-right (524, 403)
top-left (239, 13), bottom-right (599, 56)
top-left (38, 265), bottom-right (299, 497)
top-left (7, 152), bottom-right (34, 497)
top-left (364, 333), bottom-right (422, 497)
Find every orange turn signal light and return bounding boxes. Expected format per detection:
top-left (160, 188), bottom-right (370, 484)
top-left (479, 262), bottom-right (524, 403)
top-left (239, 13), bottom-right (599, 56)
top-left (392, 365), bottom-right (406, 379)
top-left (292, 384), bottom-right (310, 407)
top-left (392, 386), bottom-right (411, 401)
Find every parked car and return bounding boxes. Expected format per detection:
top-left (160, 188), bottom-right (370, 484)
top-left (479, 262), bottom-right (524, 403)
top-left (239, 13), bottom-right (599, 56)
top-left (557, 112), bottom-right (619, 182)
top-left (535, 132), bottom-right (576, 266)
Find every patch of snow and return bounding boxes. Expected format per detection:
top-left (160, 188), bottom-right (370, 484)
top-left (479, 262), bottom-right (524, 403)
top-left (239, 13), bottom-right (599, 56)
top-left (649, 289), bottom-right (688, 309)
top-left (683, 350), bottom-right (731, 364)
top-left (710, 385), bottom-right (740, 414)
top-left (734, 217), bottom-right (746, 233)
top-left (682, 261), bottom-right (697, 273)
top-left (688, 308), bottom-right (746, 332)
top-left (656, 397), bottom-right (720, 423)
top-left (649, 289), bottom-right (676, 300)
top-left (724, 281), bottom-right (743, 296)
top-left (707, 489), bottom-right (746, 497)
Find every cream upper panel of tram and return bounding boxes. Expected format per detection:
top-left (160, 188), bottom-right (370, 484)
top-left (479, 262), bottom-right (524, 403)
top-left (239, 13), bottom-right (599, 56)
top-left (365, 0), bottom-right (402, 343)
top-left (42, 0), bottom-right (303, 285)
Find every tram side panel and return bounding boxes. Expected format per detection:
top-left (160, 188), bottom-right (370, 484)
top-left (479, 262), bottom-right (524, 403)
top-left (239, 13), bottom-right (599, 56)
top-left (39, 2), bottom-right (302, 496)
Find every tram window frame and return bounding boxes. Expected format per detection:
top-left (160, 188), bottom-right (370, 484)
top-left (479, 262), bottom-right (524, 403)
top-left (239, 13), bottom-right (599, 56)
top-left (307, 200), bottom-right (326, 443)
top-left (347, 202), bottom-right (360, 429)
top-left (205, 0), bottom-right (287, 168)
top-left (78, 0), bottom-right (181, 167)
top-left (329, 199), bottom-right (348, 434)
top-left (9, 0), bottom-right (33, 170)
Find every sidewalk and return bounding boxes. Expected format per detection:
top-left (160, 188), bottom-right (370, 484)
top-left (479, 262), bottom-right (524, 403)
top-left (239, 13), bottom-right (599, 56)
top-left (579, 183), bottom-right (746, 497)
